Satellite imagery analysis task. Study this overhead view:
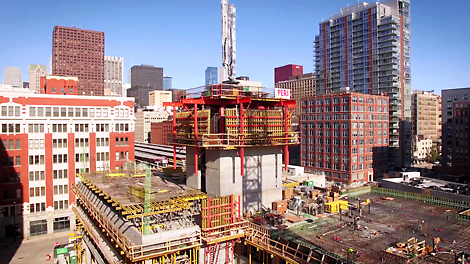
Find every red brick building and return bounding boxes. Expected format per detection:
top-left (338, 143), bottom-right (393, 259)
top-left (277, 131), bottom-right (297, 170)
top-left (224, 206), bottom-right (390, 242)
top-left (39, 76), bottom-right (78, 95)
top-left (300, 91), bottom-right (389, 183)
top-left (150, 120), bottom-right (173, 145)
top-left (0, 90), bottom-right (134, 239)
top-left (274, 64), bottom-right (303, 84)
top-left (52, 26), bottom-right (104, 96)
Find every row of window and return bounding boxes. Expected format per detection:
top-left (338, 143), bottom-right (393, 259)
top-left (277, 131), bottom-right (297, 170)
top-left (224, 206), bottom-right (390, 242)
top-left (1, 105), bottom-right (21, 117)
top-left (52, 124), bottom-right (67, 133)
top-left (54, 200), bottom-right (69, 210)
top-left (2, 139), bottom-right (21, 150)
top-left (53, 154), bottom-right (68, 164)
top-left (29, 155), bottom-right (45, 165)
top-left (29, 106), bottom-right (110, 118)
top-left (28, 124), bottom-right (45, 133)
top-left (116, 137), bottom-right (129, 146)
top-left (1, 124), bottom-right (21, 133)
top-left (53, 184), bottom-right (69, 195)
top-left (302, 105), bottom-right (387, 113)
top-left (96, 138), bottom-right (110, 147)
top-left (53, 138), bottom-right (67, 148)
top-left (75, 138), bottom-right (89, 148)
top-left (29, 139), bottom-right (45, 149)
top-left (29, 186), bottom-right (46, 197)
top-left (30, 202), bottom-right (46, 213)
top-left (3, 172), bottom-right (20, 183)
top-left (76, 153), bottom-right (89, 163)
top-left (116, 151), bottom-right (129, 160)
top-left (2, 156), bottom-right (21, 167)
top-left (446, 94), bottom-right (468, 102)
top-left (97, 152), bottom-right (110, 162)
top-left (53, 169), bottom-right (68, 179)
top-left (302, 97), bottom-right (388, 106)
top-left (3, 188), bottom-right (22, 200)
top-left (115, 124), bottom-right (130, 132)
top-left (29, 171), bottom-right (45, 181)
top-left (301, 114), bottom-right (388, 121)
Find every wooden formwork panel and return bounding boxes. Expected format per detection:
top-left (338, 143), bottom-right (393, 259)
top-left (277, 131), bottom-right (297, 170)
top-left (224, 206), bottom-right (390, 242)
top-left (175, 110), bottom-right (211, 136)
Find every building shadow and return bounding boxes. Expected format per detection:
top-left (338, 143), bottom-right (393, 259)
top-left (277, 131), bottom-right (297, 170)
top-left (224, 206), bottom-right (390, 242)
top-left (0, 137), bottom-right (24, 264)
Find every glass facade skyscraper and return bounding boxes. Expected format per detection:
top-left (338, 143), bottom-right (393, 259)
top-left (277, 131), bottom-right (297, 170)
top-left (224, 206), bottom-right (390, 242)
top-left (314, 0), bottom-right (411, 168)
top-left (163, 76), bottom-right (172, 90)
top-left (205, 67), bottom-right (218, 86)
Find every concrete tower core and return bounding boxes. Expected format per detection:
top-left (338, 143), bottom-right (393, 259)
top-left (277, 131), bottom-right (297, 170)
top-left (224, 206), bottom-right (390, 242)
top-left (164, 84), bottom-right (298, 212)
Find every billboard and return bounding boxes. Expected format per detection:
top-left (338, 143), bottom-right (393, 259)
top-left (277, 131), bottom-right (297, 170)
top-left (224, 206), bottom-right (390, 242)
top-left (275, 88), bottom-right (291, 99)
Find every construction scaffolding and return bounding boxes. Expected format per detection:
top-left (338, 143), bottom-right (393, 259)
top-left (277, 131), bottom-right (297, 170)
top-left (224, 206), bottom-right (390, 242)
top-left (163, 83), bottom-right (298, 175)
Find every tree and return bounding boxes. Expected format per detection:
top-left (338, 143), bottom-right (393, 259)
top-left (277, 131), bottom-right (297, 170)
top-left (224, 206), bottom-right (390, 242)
top-left (426, 145), bottom-right (440, 163)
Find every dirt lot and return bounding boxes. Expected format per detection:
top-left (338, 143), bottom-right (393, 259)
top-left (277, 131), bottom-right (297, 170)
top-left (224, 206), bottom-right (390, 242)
top-left (273, 194), bottom-right (470, 263)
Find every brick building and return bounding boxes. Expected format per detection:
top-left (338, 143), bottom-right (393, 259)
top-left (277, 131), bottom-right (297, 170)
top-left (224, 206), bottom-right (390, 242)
top-left (150, 120), bottom-right (173, 145)
top-left (300, 91), bottom-right (389, 183)
top-left (441, 88), bottom-right (470, 175)
top-left (274, 64), bottom-right (303, 84)
top-left (52, 26), bottom-right (105, 96)
top-left (275, 73), bottom-right (315, 117)
top-left (39, 76), bottom-right (78, 95)
top-left (0, 89), bottom-right (134, 239)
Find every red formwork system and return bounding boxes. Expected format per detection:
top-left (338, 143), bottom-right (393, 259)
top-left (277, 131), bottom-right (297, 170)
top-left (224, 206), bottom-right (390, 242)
top-left (201, 195), bottom-right (244, 264)
top-left (163, 83), bottom-right (298, 175)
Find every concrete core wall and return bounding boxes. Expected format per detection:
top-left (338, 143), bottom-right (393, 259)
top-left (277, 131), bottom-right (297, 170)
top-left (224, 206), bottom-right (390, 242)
top-left (189, 146), bottom-right (282, 213)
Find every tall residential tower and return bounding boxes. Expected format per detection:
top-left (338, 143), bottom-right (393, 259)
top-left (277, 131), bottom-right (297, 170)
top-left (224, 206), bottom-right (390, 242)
top-left (314, 0), bottom-right (411, 168)
top-left (52, 26), bottom-right (105, 96)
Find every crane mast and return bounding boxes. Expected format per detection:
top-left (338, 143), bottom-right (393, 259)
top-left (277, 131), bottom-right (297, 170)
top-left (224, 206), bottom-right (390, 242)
top-left (221, 0), bottom-right (236, 82)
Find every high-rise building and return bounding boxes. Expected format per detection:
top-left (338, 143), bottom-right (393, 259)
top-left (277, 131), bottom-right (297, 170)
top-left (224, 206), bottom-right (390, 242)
top-left (441, 88), bottom-right (470, 175)
top-left (3, 67), bottom-right (23, 88)
top-left (0, 89), bottom-right (134, 239)
top-left (300, 91), bottom-right (390, 183)
top-left (205, 67), bottom-right (218, 86)
top-left (411, 91), bottom-right (441, 141)
top-left (275, 73), bottom-right (315, 117)
top-left (23, 82), bottom-right (29, 89)
top-left (130, 65), bottom-right (163, 90)
top-left (163, 76), bottom-right (172, 90)
top-left (104, 56), bottom-right (123, 96)
top-left (274, 64), bottom-right (303, 84)
top-left (314, 0), bottom-right (411, 168)
top-left (149, 90), bottom-right (172, 108)
top-left (127, 86), bottom-right (154, 108)
top-left (52, 26), bottom-right (105, 96)
top-left (29, 65), bottom-right (48, 93)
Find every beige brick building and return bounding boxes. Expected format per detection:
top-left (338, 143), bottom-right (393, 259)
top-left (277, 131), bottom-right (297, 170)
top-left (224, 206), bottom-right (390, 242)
top-left (149, 90), bottom-right (172, 108)
top-left (274, 73), bottom-right (315, 117)
top-left (412, 91), bottom-right (441, 141)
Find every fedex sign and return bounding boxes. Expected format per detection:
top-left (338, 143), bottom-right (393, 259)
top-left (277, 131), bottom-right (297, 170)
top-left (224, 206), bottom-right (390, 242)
top-left (275, 88), bottom-right (291, 99)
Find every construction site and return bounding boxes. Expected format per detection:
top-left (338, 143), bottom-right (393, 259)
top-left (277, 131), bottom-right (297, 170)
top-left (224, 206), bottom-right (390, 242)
top-left (64, 81), bottom-right (470, 264)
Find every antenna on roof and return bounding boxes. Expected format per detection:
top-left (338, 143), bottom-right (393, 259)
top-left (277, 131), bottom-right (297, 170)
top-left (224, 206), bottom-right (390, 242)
top-left (72, 25), bottom-right (76, 28)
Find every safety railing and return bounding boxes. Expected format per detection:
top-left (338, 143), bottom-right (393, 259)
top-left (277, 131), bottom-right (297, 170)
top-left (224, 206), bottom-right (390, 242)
top-left (72, 183), bottom-right (202, 262)
top-left (245, 222), bottom-right (345, 264)
top-left (345, 186), bottom-right (470, 210)
top-left (184, 84), bottom-right (281, 100)
top-left (169, 132), bottom-right (299, 147)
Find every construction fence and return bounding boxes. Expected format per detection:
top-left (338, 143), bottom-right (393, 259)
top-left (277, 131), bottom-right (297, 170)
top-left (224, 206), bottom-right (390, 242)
top-left (346, 186), bottom-right (470, 222)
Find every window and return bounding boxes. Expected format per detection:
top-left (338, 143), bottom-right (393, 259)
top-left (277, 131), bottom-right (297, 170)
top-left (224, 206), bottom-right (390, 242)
top-left (30, 107), bottom-right (36, 117)
top-left (53, 107), bottom-right (59, 117)
top-left (68, 108), bottom-right (74, 117)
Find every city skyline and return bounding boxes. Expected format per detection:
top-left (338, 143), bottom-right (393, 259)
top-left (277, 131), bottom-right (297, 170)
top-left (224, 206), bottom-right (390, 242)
top-left (1, 0), bottom-right (469, 92)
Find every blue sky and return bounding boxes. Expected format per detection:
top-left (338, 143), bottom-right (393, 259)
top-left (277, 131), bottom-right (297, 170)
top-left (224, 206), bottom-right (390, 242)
top-left (0, 0), bottom-right (469, 93)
